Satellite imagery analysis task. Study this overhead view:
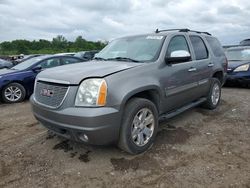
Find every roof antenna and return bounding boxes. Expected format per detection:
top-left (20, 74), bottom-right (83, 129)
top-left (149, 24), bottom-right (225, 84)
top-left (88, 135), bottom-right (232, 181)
top-left (155, 28), bottom-right (159, 33)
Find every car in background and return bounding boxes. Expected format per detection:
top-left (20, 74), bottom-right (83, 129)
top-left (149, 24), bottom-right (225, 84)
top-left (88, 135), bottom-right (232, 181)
top-left (240, 39), bottom-right (250, 46)
top-left (225, 46), bottom-right (250, 87)
top-left (0, 59), bottom-right (13, 69)
top-left (13, 54), bottom-right (42, 65)
top-left (56, 52), bottom-right (76, 56)
top-left (74, 50), bottom-right (99, 60)
top-left (0, 55), bottom-right (84, 103)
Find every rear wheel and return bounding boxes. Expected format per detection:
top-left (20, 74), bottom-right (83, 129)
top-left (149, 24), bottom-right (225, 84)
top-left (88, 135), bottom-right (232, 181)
top-left (202, 78), bottom-right (221, 110)
top-left (1, 83), bottom-right (26, 103)
top-left (118, 98), bottom-right (158, 154)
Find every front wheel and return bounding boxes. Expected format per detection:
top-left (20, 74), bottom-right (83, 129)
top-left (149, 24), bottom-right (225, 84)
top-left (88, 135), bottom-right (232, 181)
top-left (118, 98), bottom-right (158, 154)
top-left (202, 78), bottom-right (221, 110)
top-left (1, 83), bottom-right (26, 103)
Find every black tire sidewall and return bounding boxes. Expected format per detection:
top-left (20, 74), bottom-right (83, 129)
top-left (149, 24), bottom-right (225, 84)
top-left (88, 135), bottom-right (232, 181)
top-left (119, 98), bottom-right (158, 154)
top-left (1, 83), bottom-right (26, 103)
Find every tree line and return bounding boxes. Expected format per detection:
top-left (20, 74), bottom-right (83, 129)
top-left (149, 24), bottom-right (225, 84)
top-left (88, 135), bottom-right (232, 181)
top-left (0, 35), bottom-right (107, 55)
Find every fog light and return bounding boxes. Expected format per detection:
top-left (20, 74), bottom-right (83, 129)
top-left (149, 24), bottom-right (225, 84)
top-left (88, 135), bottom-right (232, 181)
top-left (79, 133), bottom-right (89, 142)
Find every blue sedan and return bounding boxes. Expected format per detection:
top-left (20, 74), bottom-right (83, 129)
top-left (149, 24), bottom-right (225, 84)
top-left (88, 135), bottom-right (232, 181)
top-left (0, 55), bottom-right (84, 103)
top-left (225, 46), bottom-right (250, 87)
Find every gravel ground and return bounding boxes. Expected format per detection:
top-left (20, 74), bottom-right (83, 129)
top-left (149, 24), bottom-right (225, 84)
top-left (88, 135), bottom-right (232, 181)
top-left (0, 87), bottom-right (249, 188)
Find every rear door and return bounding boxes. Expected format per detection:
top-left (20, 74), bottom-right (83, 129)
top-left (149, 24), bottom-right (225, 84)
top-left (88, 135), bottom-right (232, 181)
top-left (188, 35), bottom-right (211, 98)
top-left (161, 35), bottom-right (199, 112)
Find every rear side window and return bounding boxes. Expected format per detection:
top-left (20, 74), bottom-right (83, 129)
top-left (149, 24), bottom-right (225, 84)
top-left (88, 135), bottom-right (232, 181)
top-left (40, 58), bottom-right (61, 69)
top-left (61, 57), bottom-right (81, 65)
top-left (206, 37), bottom-right (225, 57)
top-left (190, 36), bottom-right (208, 60)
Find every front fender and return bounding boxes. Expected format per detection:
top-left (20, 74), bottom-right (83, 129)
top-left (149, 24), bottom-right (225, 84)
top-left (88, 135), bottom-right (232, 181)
top-left (120, 85), bottom-right (162, 110)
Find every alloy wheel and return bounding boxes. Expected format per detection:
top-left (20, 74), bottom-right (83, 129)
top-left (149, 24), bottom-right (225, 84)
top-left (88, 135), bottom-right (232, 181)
top-left (131, 108), bottom-right (155, 147)
top-left (211, 83), bottom-right (220, 106)
top-left (4, 86), bottom-right (22, 102)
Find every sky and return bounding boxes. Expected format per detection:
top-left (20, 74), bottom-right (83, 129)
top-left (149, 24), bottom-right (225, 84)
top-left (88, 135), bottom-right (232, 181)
top-left (0, 0), bottom-right (250, 45)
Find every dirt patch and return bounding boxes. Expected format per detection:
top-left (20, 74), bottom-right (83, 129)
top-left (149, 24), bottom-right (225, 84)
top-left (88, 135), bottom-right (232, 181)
top-left (0, 161), bottom-right (11, 178)
top-left (78, 151), bottom-right (92, 162)
top-left (46, 131), bottom-right (56, 140)
top-left (26, 121), bottom-right (39, 127)
top-left (53, 140), bottom-right (73, 152)
top-left (70, 152), bottom-right (78, 158)
top-left (110, 158), bottom-right (140, 171)
top-left (0, 88), bottom-right (250, 187)
top-left (156, 127), bottom-right (191, 145)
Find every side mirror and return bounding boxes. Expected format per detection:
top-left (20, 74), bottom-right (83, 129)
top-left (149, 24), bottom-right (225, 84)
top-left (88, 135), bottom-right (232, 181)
top-left (165, 50), bottom-right (191, 64)
top-left (32, 66), bottom-right (42, 73)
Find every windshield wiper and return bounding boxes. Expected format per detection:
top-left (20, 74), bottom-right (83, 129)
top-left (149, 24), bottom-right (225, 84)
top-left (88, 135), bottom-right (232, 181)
top-left (107, 57), bottom-right (140, 63)
top-left (93, 57), bottom-right (107, 61)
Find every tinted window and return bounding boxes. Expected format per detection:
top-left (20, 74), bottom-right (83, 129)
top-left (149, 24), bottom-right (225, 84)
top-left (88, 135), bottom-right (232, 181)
top-left (40, 58), bottom-right (61, 69)
top-left (205, 37), bottom-right (224, 57)
top-left (167, 35), bottom-right (190, 57)
top-left (61, 57), bottom-right (81, 65)
top-left (190, 36), bottom-right (208, 60)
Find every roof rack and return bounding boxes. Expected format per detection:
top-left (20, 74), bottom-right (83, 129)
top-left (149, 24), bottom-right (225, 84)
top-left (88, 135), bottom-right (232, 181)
top-left (155, 28), bottom-right (211, 36)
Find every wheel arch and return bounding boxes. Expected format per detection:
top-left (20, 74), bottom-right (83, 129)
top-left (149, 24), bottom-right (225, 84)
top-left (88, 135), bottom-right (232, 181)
top-left (212, 70), bottom-right (224, 84)
top-left (1, 80), bottom-right (27, 96)
top-left (120, 86), bottom-right (162, 113)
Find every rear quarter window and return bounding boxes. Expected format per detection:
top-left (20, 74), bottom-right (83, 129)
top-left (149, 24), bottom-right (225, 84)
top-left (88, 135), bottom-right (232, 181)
top-left (205, 37), bottom-right (225, 57)
top-left (190, 36), bottom-right (208, 60)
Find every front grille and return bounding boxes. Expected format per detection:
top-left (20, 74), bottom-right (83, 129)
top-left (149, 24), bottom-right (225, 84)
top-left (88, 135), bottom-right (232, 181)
top-left (34, 81), bottom-right (69, 108)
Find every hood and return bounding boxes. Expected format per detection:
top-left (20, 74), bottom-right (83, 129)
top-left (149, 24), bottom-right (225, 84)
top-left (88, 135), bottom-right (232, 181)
top-left (37, 60), bottom-right (143, 84)
top-left (0, 68), bottom-right (20, 76)
top-left (228, 60), bottom-right (250, 69)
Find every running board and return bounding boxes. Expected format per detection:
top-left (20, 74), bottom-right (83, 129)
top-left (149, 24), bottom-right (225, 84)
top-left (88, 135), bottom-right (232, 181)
top-left (159, 97), bottom-right (207, 120)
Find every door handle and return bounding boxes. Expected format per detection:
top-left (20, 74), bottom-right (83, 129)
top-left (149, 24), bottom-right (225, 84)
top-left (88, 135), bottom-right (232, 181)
top-left (188, 67), bottom-right (197, 72)
top-left (208, 63), bottom-right (214, 67)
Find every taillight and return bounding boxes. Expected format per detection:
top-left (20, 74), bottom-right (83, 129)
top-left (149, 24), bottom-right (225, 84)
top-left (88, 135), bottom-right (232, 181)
top-left (224, 57), bottom-right (228, 72)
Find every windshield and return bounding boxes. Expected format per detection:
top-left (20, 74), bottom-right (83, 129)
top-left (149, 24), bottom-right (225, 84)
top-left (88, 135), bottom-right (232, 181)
top-left (95, 35), bottom-right (165, 62)
top-left (225, 49), bottom-right (250, 61)
top-left (11, 57), bottom-right (43, 70)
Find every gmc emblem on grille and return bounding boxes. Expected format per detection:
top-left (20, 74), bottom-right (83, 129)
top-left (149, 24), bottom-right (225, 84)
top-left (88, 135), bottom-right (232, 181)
top-left (40, 89), bottom-right (54, 97)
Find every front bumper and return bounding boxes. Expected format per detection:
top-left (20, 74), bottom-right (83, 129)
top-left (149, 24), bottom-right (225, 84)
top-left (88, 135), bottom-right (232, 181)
top-left (0, 80), bottom-right (4, 90)
top-left (30, 96), bottom-right (121, 145)
top-left (226, 72), bottom-right (250, 84)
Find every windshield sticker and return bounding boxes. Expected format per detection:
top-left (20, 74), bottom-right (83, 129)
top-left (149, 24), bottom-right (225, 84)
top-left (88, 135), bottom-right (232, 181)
top-left (146, 36), bottom-right (163, 40)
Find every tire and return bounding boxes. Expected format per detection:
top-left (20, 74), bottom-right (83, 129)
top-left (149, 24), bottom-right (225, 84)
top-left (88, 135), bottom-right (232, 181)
top-left (118, 98), bottom-right (158, 154)
top-left (202, 78), bottom-right (221, 110)
top-left (1, 83), bottom-right (26, 103)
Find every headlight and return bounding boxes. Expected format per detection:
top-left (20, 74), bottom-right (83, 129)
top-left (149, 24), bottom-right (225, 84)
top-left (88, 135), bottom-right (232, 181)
top-left (234, 64), bottom-right (249, 72)
top-left (75, 78), bottom-right (107, 107)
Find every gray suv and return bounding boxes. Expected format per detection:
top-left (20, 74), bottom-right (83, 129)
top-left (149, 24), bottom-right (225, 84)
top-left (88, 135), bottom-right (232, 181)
top-left (31, 29), bottom-right (227, 154)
